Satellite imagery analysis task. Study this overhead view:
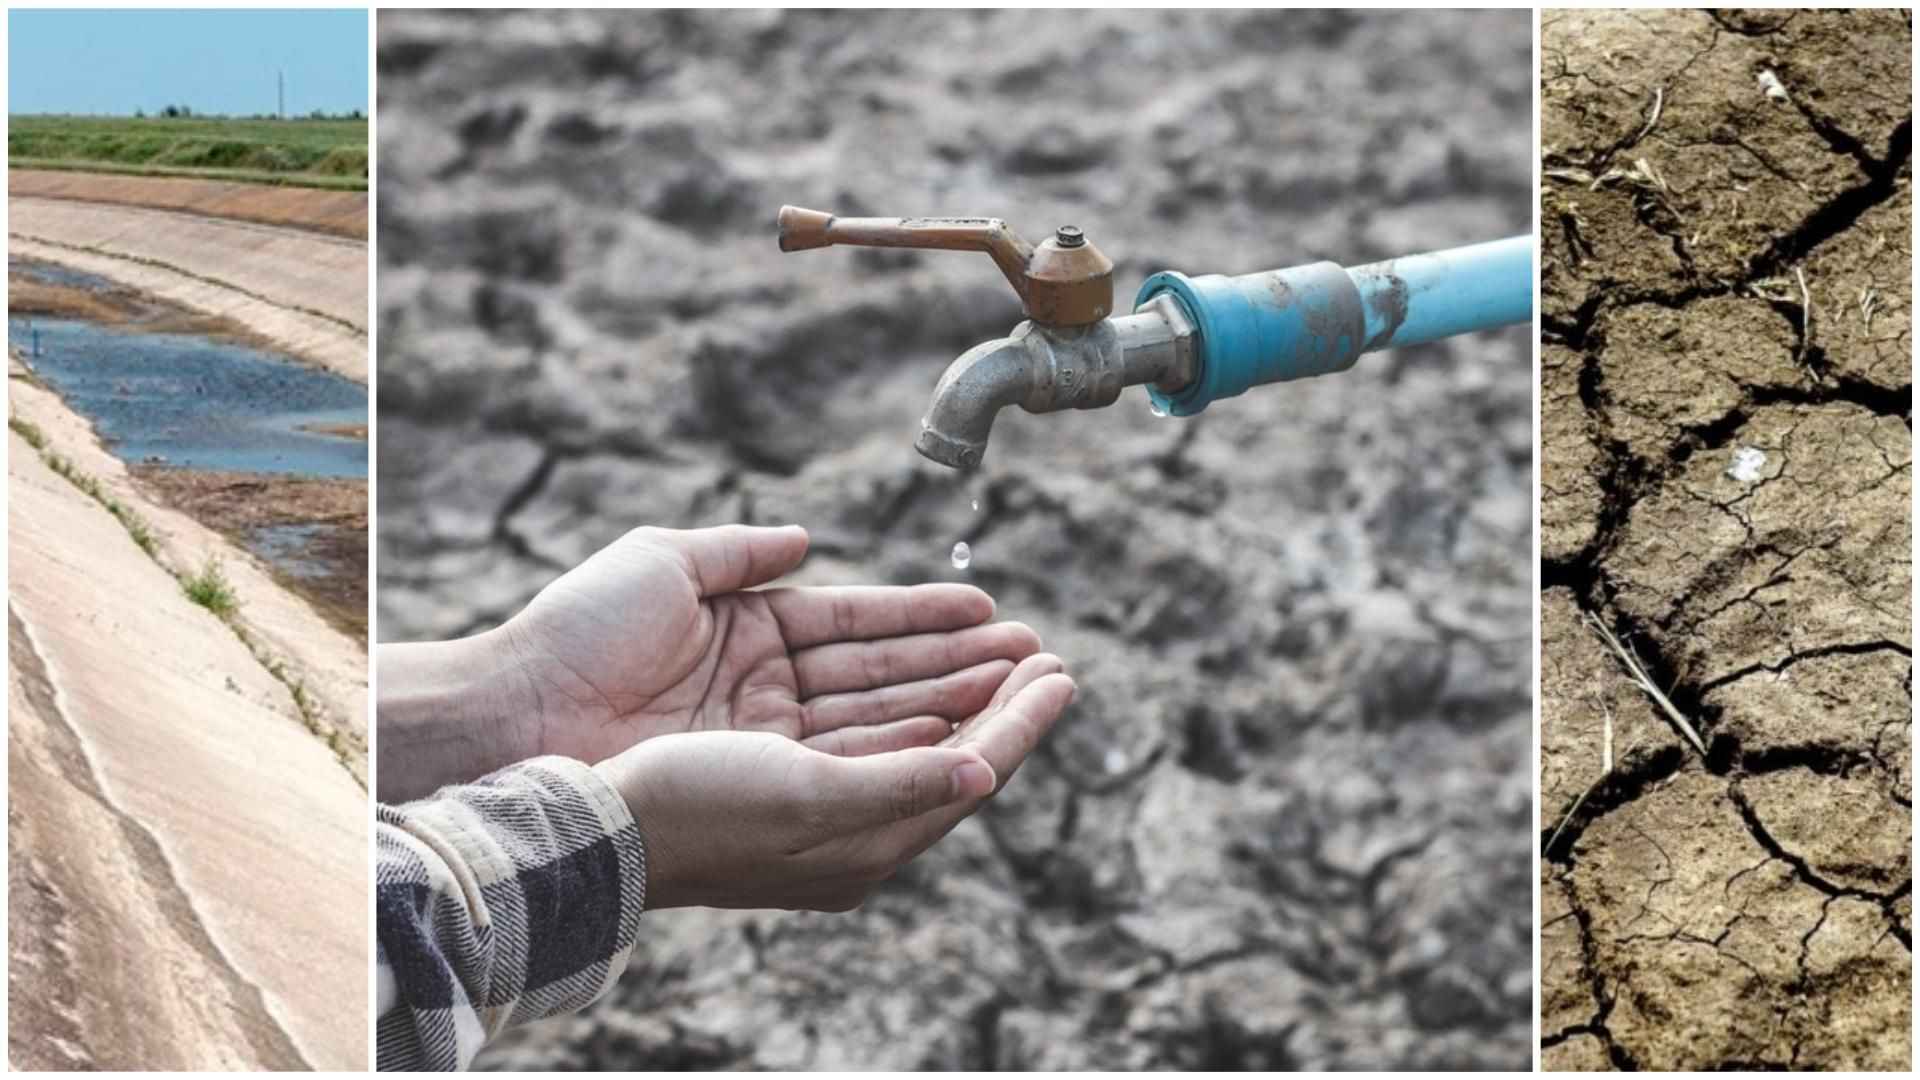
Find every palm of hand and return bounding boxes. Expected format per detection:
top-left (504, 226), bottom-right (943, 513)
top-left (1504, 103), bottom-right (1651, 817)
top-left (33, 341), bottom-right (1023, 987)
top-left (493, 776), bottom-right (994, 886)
top-left (502, 527), bottom-right (1037, 765)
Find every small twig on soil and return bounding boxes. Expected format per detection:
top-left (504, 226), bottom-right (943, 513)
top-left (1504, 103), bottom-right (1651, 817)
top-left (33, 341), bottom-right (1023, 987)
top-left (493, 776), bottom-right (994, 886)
top-left (1859, 287), bottom-right (1877, 333)
top-left (1637, 87), bottom-right (1665, 145)
top-left (1582, 611), bottom-right (1708, 756)
top-left (1545, 697), bottom-right (1645, 856)
top-left (1794, 267), bottom-right (1815, 381)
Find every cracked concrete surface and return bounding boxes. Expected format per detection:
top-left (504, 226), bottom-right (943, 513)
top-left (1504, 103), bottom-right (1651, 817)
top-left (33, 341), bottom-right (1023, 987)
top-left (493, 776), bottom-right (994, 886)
top-left (1540, 9), bottom-right (1911, 1070)
top-left (376, 9), bottom-right (1532, 1070)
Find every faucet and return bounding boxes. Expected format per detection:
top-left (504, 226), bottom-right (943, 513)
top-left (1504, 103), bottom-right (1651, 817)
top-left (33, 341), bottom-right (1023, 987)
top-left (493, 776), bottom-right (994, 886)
top-left (777, 206), bottom-right (1532, 471)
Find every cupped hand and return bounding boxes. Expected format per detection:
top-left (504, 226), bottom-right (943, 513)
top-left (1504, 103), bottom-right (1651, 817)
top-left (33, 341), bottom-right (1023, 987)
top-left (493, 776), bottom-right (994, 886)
top-left (594, 652), bottom-right (1076, 911)
top-left (493, 524), bottom-right (1042, 766)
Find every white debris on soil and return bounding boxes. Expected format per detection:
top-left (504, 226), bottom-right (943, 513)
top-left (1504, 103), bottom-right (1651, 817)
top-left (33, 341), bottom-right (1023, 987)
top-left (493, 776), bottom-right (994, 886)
top-left (1727, 446), bottom-right (1768, 482)
top-left (1102, 747), bottom-right (1129, 776)
top-left (949, 541), bottom-right (971, 569)
top-left (1757, 68), bottom-right (1791, 104)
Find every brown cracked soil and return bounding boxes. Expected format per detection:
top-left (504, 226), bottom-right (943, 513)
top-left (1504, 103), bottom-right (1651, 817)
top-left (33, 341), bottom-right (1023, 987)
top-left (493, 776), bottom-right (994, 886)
top-left (1540, 9), bottom-right (1911, 1071)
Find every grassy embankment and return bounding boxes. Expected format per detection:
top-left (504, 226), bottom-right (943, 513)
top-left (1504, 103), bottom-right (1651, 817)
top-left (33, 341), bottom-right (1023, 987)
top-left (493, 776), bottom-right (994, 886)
top-left (9, 115), bottom-right (366, 190)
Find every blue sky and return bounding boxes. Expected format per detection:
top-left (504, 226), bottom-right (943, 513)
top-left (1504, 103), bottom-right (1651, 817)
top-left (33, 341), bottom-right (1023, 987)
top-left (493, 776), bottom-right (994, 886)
top-left (9, 9), bottom-right (368, 116)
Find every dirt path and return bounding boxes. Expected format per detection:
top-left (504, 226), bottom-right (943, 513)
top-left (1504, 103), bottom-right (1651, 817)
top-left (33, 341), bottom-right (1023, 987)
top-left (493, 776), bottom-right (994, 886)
top-left (10, 192), bottom-right (366, 382)
top-left (8, 417), bottom-right (368, 1069)
top-left (1539, 9), bottom-right (1910, 1071)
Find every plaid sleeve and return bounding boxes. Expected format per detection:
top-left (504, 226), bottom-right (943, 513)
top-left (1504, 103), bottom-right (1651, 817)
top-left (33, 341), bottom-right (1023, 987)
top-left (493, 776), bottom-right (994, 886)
top-left (374, 756), bottom-right (647, 1071)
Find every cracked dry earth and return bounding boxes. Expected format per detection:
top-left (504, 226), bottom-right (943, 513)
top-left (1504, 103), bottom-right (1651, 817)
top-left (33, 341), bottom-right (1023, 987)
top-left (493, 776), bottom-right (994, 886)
top-left (376, 8), bottom-right (1533, 1069)
top-left (1540, 9), bottom-right (1912, 1071)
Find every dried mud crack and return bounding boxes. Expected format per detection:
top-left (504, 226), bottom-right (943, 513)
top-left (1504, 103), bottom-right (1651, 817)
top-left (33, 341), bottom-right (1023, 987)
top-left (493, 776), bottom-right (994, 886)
top-left (1541, 9), bottom-right (1910, 1071)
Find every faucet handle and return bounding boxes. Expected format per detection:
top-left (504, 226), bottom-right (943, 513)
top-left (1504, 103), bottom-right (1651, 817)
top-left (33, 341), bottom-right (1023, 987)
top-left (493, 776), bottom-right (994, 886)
top-left (775, 205), bottom-right (1114, 326)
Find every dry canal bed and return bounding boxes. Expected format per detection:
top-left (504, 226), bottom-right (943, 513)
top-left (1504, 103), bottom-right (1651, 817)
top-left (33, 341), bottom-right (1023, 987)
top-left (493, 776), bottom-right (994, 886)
top-left (9, 261), bottom-right (367, 636)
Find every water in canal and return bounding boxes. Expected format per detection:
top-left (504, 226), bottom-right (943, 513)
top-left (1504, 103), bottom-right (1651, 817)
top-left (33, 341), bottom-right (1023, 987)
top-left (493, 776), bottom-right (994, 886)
top-left (8, 315), bottom-right (366, 478)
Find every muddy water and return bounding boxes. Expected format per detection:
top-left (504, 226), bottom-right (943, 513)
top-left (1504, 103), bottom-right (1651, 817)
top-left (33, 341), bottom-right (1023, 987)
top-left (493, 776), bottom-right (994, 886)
top-left (243, 523), bottom-right (336, 581)
top-left (8, 316), bottom-right (365, 478)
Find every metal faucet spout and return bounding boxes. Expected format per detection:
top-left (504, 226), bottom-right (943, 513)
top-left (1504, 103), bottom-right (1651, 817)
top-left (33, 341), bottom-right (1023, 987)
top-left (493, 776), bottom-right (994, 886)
top-left (915, 335), bottom-right (1036, 470)
top-left (916, 299), bottom-right (1196, 471)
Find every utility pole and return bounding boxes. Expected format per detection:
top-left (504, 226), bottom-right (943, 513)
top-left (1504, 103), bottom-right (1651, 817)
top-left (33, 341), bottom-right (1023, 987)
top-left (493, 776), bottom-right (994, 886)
top-left (278, 70), bottom-right (285, 120)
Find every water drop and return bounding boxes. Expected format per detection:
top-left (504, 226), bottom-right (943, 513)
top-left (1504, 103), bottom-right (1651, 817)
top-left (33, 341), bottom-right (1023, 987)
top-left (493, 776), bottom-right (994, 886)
top-left (950, 541), bottom-right (972, 569)
top-left (1148, 399), bottom-right (1168, 418)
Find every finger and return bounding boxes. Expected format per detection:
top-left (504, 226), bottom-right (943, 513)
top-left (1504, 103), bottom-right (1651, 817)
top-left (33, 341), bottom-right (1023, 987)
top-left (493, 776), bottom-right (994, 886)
top-left (881, 671), bottom-right (1076, 867)
top-left (814, 745), bottom-right (998, 831)
top-left (763, 583), bottom-right (995, 648)
top-left (953, 672), bottom-right (1076, 792)
top-left (801, 659), bottom-right (1012, 736)
top-left (792, 621), bottom-right (1042, 697)
top-left (802, 716), bottom-right (952, 757)
top-left (648, 524), bottom-right (809, 597)
top-left (943, 652), bottom-right (1067, 747)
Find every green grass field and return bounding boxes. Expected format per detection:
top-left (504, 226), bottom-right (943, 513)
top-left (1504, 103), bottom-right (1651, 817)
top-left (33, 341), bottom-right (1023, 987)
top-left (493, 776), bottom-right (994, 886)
top-left (9, 115), bottom-right (367, 190)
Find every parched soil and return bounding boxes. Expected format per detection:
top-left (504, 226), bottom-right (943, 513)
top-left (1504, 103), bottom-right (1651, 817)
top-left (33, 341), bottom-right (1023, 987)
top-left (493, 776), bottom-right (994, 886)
top-left (376, 8), bottom-right (1534, 1070)
top-left (10, 170), bottom-right (368, 240)
top-left (1540, 9), bottom-right (1911, 1071)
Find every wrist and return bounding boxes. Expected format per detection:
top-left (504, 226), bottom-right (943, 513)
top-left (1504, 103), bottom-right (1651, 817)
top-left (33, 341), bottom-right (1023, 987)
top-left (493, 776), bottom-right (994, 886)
top-left (593, 744), bottom-right (686, 911)
top-left (376, 628), bottom-right (541, 802)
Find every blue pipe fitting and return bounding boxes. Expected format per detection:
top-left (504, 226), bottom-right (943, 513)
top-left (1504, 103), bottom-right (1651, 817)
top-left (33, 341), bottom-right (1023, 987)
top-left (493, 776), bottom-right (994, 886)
top-left (1138, 235), bottom-right (1533, 416)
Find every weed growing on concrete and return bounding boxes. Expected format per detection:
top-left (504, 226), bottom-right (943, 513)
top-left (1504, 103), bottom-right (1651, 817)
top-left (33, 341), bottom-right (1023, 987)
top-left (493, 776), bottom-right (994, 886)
top-left (182, 558), bottom-right (240, 618)
top-left (9, 414), bottom-right (47, 449)
top-left (39, 448), bottom-right (160, 555)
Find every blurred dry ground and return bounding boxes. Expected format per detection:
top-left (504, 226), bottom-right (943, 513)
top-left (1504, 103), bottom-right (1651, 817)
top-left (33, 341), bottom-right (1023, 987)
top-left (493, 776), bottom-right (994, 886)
top-left (376, 8), bottom-right (1533, 1069)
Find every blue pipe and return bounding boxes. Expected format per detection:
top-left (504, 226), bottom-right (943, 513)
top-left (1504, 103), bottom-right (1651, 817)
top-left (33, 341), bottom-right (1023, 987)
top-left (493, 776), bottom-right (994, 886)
top-left (1136, 235), bottom-right (1533, 416)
